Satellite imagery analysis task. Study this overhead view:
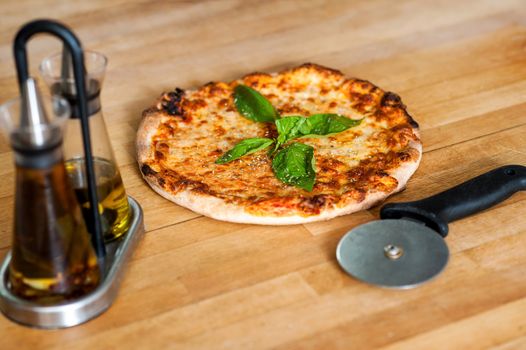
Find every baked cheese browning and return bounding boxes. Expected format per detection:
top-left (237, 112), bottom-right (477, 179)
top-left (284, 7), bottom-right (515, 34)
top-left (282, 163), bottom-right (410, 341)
top-left (139, 63), bottom-right (421, 218)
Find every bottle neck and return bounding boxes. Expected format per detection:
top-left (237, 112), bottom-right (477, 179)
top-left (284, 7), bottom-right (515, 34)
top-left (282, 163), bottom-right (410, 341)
top-left (14, 145), bottom-right (64, 169)
top-left (50, 79), bottom-right (101, 119)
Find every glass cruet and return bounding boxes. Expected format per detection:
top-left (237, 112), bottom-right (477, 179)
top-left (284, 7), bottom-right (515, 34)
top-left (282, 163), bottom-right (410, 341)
top-left (0, 78), bottom-right (100, 303)
top-left (39, 48), bottom-right (131, 242)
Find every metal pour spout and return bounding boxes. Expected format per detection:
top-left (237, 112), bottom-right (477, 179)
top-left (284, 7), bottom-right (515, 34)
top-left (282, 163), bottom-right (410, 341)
top-left (19, 77), bottom-right (50, 147)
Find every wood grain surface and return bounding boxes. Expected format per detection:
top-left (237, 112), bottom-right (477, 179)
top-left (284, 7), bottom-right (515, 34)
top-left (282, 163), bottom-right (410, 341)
top-left (1, 0), bottom-right (526, 349)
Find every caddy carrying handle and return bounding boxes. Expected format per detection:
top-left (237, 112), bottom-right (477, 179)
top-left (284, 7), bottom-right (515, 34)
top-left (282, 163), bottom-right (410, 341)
top-left (13, 19), bottom-right (106, 261)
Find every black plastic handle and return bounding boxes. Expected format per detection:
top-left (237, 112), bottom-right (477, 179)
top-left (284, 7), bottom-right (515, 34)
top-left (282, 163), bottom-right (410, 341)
top-left (13, 19), bottom-right (106, 261)
top-left (380, 165), bottom-right (526, 237)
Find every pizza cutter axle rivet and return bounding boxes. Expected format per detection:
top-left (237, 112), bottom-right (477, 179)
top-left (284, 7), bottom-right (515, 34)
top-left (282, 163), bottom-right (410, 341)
top-left (384, 244), bottom-right (404, 260)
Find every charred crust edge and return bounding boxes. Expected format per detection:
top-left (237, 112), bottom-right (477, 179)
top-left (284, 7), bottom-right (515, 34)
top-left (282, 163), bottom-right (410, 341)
top-left (242, 71), bottom-right (273, 80)
top-left (381, 92), bottom-right (404, 108)
top-left (140, 164), bottom-right (157, 177)
top-left (160, 87), bottom-right (185, 116)
top-left (294, 62), bottom-right (344, 76)
top-left (241, 63), bottom-right (345, 82)
top-left (381, 91), bottom-right (419, 129)
top-left (351, 78), bottom-right (380, 91)
top-left (404, 111), bottom-right (419, 128)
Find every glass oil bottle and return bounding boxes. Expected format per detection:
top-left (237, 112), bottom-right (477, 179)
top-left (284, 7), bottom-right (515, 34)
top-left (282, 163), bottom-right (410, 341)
top-left (0, 78), bottom-right (100, 304)
top-left (39, 49), bottom-right (131, 242)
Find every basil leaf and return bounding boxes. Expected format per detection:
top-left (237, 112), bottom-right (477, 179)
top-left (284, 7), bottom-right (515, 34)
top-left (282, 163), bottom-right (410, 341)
top-left (272, 142), bottom-right (315, 191)
top-left (216, 138), bottom-right (274, 164)
top-left (275, 114), bottom-right (362, 148)
top-left (304, 114), bottom-right (362, 135)
top-left (275, 116), bottom-right (305, 148)
top-left (234, 85), bottom-right (278, 123)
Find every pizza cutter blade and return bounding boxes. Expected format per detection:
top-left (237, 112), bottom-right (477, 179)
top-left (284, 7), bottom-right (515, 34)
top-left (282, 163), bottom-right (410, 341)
top-left (336, 165), bottom-right (526, 289)
top-left (336, 219), bottom-right (449, 289)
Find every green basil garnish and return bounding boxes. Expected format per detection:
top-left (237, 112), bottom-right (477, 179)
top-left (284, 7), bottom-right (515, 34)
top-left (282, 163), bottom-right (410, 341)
top-left (274, 116), bottom-right (304, 151)
top-left (216, 137), bottom-right (274, 164)
top-left (223, 86), bottom-right (363, 191)
top-left (233, 85), bottom-right (278, 123)
top-left (275, 114), bottom-right (362, 148)
top-left (272, 142), bottom-right (315, 191)
top-left (305, 114), bottom-right (362, 135)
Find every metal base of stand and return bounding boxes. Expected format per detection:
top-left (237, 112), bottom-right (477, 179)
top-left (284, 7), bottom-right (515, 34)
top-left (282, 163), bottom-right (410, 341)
top-left (0, 196), bottom-right (144, 329)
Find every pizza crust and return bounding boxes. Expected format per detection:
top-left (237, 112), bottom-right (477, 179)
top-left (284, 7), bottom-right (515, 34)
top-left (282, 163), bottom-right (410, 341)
top-left (136, 63), bottom-right (423, 225)
top-left (136, 109), bottom-right (162, 165)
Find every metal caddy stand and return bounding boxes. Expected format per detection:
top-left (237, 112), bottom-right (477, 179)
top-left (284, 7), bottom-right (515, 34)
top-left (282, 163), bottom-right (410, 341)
top-left (0, 198), bottom-right (144, 329)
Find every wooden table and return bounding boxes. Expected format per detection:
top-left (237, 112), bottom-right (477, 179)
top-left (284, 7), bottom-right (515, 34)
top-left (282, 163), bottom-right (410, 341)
top-left (1, 0), bottom-right (526, 348)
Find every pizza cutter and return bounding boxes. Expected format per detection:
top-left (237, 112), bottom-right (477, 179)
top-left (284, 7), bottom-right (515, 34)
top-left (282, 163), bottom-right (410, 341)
top-left (336, 165), bottom-right (526, 289)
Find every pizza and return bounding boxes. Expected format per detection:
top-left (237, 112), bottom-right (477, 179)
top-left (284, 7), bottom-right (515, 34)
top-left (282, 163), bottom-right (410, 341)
top-left (136, 63), bottom-right (422, 225)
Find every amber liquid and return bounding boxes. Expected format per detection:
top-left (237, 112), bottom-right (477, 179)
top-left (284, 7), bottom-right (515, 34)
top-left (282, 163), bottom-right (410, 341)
top-left (65, 157), bottom-right (131, 242)
top-left (9, 161), bottom-right (101, 304)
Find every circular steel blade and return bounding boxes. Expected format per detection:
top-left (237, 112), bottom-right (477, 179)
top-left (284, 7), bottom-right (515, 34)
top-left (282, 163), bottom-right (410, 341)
top-left (336, 219), bottom-right (449, 289)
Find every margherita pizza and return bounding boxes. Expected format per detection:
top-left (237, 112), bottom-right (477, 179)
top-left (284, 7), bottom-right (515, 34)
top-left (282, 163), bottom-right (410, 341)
top-left (136, 63), bottom-right (422, 225)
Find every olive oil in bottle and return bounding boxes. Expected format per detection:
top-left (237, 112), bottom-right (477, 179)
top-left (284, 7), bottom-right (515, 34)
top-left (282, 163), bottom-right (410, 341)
top-left (9, 162), bottom-right (101, 303)
top-left (65, 157), bottom-right (131, 242)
